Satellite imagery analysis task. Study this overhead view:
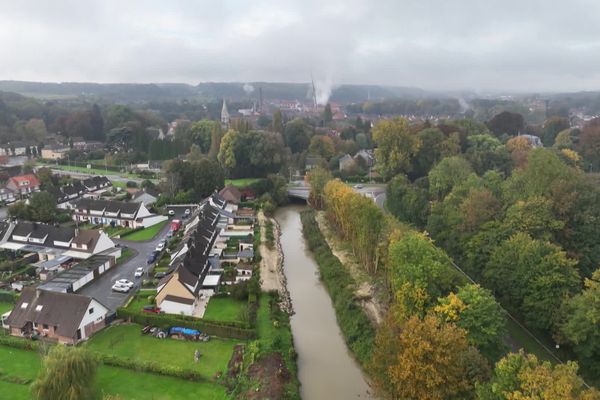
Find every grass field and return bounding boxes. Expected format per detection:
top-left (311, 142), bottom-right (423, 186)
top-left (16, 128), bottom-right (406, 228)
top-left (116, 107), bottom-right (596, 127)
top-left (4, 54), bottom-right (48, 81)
top-left (225, 178), bottom-right (262, 187)
top-left (86, 324), bottom-right (239, 379)
top-left (103, 225), bottom-right (134, 238)
top-left (0, 302), bottom-right (13, 315)
top-left (117, 247), bottom-right (135, 264)
top-left (0, 345), bottom-right (228, 400)
top-left (203, 296), bottom-right (247, 323)
top-left (121, 221), bottom-right (168, 241)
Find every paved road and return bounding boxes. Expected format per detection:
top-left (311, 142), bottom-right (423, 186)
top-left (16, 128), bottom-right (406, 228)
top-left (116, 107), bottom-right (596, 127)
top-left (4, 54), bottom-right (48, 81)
top-left (77, 206), bottom-right (196, 311)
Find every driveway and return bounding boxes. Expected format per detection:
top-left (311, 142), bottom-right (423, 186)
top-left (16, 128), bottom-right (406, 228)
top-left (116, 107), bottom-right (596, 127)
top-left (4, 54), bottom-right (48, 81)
top-left (77, 221), bottom-right (172, 312)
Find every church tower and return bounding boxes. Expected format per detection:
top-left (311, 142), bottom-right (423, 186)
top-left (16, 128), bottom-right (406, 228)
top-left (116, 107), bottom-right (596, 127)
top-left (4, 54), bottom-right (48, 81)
top-left (221, 99), bottom-right (230, 130)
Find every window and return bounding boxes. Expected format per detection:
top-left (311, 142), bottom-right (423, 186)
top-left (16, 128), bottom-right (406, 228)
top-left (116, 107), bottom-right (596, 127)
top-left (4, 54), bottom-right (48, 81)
top-left (35, 305), bottom-right (43, 312)
top-left (20, 303), bottom-right (28, 309)
top-left (88, 308), bottom-right (94, 315)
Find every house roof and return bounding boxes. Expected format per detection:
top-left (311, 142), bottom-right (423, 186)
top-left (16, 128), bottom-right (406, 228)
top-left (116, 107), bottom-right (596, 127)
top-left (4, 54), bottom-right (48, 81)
top-left (74, 199), bottom-right (141, 217)
top-left (5, 287), bottom-right (101, 338)
top-left (163, 295), bottom-right (194, 305)
top-left (11, 222), bottom-right (76, 245)
top-left (218, 185), bottom-right (242, 204)
top-left (9, 174), bottom-right (40, 188)
top-left (71, 229), bottom-right (100, 251)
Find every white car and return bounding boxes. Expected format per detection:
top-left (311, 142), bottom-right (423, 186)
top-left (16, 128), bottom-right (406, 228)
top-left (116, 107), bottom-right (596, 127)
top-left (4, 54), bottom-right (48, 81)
top-left (134, 267), bottom-right (144, 278)
top-left (184, 208), bottom-right (191, 216)
top-left (115, 279), bottom-right (134, 288)
top-left (168, 209), bottom-right (175, 216)
top-left (354, 184), bottom-right (364, 189)
top-left (155, 242), bottom-right (165, 252)
top-left (111, 283), bottom-right (130, 293)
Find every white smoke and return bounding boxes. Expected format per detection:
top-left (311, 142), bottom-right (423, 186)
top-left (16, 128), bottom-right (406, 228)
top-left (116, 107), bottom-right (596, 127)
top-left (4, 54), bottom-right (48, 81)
top-left (243, 83), bottom-right (255, 95)
top-left (314, 76), bottom-right (334, 105)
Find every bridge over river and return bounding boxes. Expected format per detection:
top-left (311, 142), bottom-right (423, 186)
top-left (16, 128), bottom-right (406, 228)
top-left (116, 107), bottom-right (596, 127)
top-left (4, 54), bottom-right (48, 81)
top-left (287, 183), bottom-right (387, 209)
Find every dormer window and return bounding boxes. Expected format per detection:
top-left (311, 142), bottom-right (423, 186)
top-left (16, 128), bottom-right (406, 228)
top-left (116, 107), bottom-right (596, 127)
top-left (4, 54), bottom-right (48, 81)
top-left (35, 305), bottom-right (43, 312)
top-left (21, 303), bottom-right (28, 309)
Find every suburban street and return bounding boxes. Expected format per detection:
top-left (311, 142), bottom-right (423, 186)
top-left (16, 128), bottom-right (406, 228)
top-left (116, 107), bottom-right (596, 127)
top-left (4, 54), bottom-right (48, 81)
top-left (77, 205), bottom-right (191, 311)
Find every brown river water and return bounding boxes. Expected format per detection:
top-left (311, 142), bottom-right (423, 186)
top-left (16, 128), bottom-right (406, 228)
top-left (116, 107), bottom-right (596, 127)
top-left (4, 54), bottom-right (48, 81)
top-left (276, 205), bottom-right (373, 400)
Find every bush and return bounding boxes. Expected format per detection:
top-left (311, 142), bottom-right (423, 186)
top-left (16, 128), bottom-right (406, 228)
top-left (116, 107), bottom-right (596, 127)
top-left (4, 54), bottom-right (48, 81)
top-left (97, 353), bottom-right (205, 381)
top-left (0, 290), bottom-right (17, 303)
top-left (126, 181), bottom-right (138, 188)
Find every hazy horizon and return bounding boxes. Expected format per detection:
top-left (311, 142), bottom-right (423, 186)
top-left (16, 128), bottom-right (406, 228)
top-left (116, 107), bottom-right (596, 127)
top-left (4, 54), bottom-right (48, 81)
top-left (2, 1), bottom-right (600, 93)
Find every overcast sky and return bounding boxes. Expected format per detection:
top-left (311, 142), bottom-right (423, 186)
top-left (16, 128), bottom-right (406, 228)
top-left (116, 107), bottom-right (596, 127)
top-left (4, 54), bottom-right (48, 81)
top-left (1, 0), bottom-right (600, 92)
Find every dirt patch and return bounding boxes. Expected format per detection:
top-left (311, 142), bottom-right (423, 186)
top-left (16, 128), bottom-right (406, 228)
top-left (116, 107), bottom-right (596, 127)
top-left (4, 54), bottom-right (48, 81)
top-left (239, 352), bottom-right (291, 400)
top-left (315, 211), bottom-right (385, 325)
top-left (227, 344), bottom-right (245, 380)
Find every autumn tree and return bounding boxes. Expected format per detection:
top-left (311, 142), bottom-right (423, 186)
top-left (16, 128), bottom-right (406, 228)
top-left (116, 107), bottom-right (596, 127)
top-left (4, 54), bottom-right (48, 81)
top-left (370, 313), bottom-right (487, 400)
top-left (283, 117), bottom-right (311, 153)
top-left (435, 284), bottom-right (507, 361)
top-left (308, 135), bottom-right (335, 160)
top-left (428, 156), bottom-right (473, 201)
top-left (306, 166), bottom-right (332, 209)
top-left (386, 174), bottom-right (429, 227)
top-left (487, 111), bottom-right (525, 137)
top-left (477, 351), bottom-right (599, 400)
top-left (372, 117), bottom-right (421, 180)
top-left (579, 118), bottom-right (600, 170)
top-left (542, 116), bottom-right (570, 146)
top-left (32, 346), bottom-right (100, 400)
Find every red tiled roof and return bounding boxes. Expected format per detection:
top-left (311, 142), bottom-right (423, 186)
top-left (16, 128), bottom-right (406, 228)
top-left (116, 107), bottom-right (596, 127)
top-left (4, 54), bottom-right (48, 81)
top-left (10, 174), bottom-right (40, 188)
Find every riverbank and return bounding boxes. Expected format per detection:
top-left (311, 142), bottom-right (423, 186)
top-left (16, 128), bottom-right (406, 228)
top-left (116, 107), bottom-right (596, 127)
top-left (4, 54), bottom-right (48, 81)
top-left (314, 211), bottom-right (385, 325)
top-left (257, 210), bottom-right (293, 314)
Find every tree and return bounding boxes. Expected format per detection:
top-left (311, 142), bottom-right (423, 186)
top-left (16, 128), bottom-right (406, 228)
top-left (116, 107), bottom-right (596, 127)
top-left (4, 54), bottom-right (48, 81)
top-left (559, 268), bottom-right (600, 379)
top-left (218, 130), bottom-right (286, 178)
top-left (477, 351), bottom-right (599, 400)
top-left (387, 231), bottom-right (462, 300)
top-left (412, 127), bottom-right (446, 178)
top-left (579, 118), bottom-right (600, 170)
top-left (372, 117), bottom-right (421, 179)
top-left (554, 128), bottom-right (575, 149)
top-left (8, 201), bottom-right (30, 220)
top-left (188, 120), bottom-right (217, 153)
top-left (542, 116), bottom-right (570, 146)
top-left (386, 174), bottom-right (429, 227)
top-left (370, 313), bottom-right (485, 400)
top-left (484, 232), bottom-right (580, 330)
top-left (308, 135), bottom-right (335, 160)
top-left (487, 111), bottom-right (525, 137)
top-left (306, 166), bottom-right (332, 209)
top-left (28, 191), bottom-right (57, 223)
top-left (323, 103), bottom-right (333, 123)
top-left (272, 109), bottom-right (283, 133)
top-left (32, 346), bottom-right (100, 400)
top-left (283, 118), bottom-right (311, 153)
top-left (465, 134), bottom-right (511, 175)
top-left (428, 156), bottom-right (473, 201)
top-left (435, 284), bottom-right (507, 361)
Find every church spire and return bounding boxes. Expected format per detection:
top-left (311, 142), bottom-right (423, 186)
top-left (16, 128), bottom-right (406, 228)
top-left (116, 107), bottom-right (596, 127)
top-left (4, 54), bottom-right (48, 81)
top-left (221, 99), bottom-right (230, 129)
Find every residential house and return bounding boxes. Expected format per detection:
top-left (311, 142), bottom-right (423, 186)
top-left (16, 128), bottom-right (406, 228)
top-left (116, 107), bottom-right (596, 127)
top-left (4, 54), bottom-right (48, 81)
top-left (6, 174), bottom-right (40, 198)
top-left (70, 137), bottom-right (87, 150)
top-left (235, 264), bottom-right (254, 283)
top-left (57, 176), bottom-right (111, 209)
top-left (41, 145), bottom-right (70, 160)
top-left (72, 198), bottom-right (166, 229)
top-left (305, 157), bottom-right (324, 171)
top-left (353, 149), bottom-right (375, 167)
top-left (131, 188), bottom-right (158, 207)
top-left (5, 287), bottom-right (109, 344)
top-left (0, 187), bottom-right (16, 204)
top-left (0, 221), bottom-right (118, 261)
top-left (82, 176), bottom-right (111, 192)
top-left (0, 142), bottom-right (29, 157)
top-left (338, 154), bottom-right (355, 171)
top-left (156, 197), bottom-right (226, 315)
top-left (218, 185), bottom-right (242, 204)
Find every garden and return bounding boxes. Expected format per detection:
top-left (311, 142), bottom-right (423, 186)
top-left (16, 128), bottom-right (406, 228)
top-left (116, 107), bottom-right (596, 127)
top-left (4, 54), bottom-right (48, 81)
top-left (203, 296), bottom-right (248, 324)
top-left (85, 323), bottom-right (239, 380)
top-left (121, 220), bottom-right (169, 241)
top-left (0, 344), bottom-right (228, 400)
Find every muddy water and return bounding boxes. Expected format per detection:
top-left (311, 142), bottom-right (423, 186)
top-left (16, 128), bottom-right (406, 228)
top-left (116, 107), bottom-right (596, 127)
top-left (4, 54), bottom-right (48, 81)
top-left (276, 205), bottom-right (373, 400)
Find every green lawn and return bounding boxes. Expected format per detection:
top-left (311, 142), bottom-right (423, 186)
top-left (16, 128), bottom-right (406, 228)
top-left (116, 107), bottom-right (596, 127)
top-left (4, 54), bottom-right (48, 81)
top-left (104, 225), bottom-right (134, 238)
top-left (86, 324), bottom-right (239, 379)
top-left (121, 221), bottom-right (168, 241)
top-left (0, 345), bottom-right (228, 400)
top-left (117, 247), bottom-right (135, 264)
top-left (225, 178), bottom-right (261, 187)
top-left (125, 294), bottom-right (155, 313)
top-left (203, 296), bottom-right (247, 323)
top-left (0, 302), bottom-right (13, 315)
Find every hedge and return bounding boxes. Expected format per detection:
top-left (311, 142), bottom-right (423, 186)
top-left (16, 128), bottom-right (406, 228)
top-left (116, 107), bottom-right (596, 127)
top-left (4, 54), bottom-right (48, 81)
top-left (0, 290), bottom-right (17, 303)
top-left (118, 226), bottom-right (145, 238)
top-left (300, 209), bottom-right (375, 366)
top-left (116, 308), bottom-right (257, 340)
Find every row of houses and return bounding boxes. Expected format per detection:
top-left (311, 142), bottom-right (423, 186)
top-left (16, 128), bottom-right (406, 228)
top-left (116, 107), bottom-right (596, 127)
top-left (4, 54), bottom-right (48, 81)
top-left (57, 176), bottom-right (112, 206)
top-left (155, 194), bottom-right (226, 315)
top-left (72, 198), bottom-right (167, 229)
top-left (0, 174), bottom-right (41, 203)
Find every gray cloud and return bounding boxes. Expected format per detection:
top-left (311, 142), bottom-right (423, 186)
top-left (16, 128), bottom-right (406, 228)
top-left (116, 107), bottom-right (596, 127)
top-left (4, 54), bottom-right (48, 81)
top-left (1, 0), bottom-right (600, 91)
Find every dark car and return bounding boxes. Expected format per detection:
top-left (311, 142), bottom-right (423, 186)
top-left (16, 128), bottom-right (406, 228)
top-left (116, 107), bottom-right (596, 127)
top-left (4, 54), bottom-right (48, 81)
top-left (147, 251), bottom-right (159, 264)
top-left (154, 271), bottom-right (167, 279)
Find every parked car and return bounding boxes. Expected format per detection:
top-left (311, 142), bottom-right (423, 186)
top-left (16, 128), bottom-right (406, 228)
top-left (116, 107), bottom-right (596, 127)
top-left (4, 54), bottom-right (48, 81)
top-left (111, 283), bottom-right (130, 293)
top-left (147, 251), bottom-right (159, 264)
top-left (353, 184), bottom-right (364, 189)
top-left (154, 271), bottom-right (167, 279)
top-left (168, 209), bottom-right (175, 216)
top-left (184, 208), bottom-right (191, 216)
top-left (134, 267), bottom-right (144, 278)
top-left (143, 306), bottom-right (161, 313)
top-left (155, 242), bottom-right (165, 252)
top-left (115, 279), bottom-right (134, 288)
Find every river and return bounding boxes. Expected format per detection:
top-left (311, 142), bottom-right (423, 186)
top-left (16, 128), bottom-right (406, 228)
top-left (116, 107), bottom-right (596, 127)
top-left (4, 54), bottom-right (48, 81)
top-left (276, 205), bottom-right (373, 400)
